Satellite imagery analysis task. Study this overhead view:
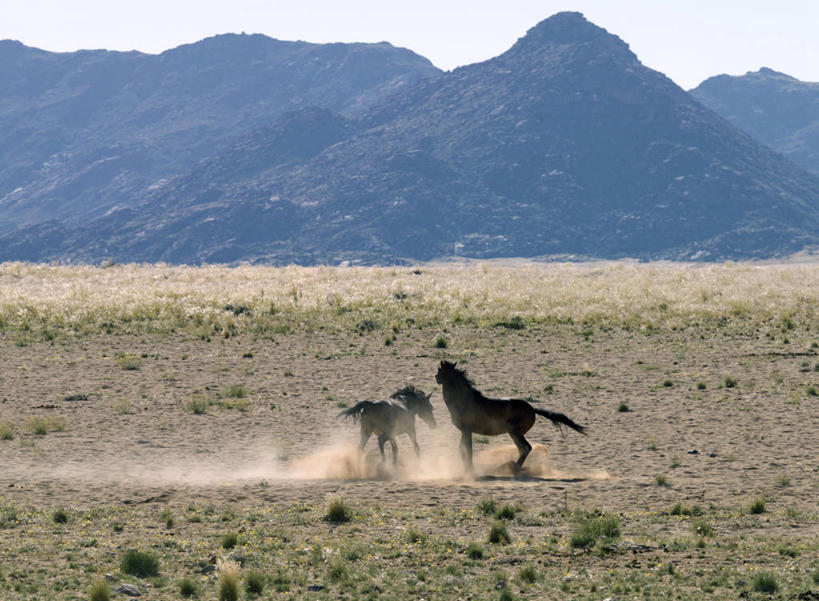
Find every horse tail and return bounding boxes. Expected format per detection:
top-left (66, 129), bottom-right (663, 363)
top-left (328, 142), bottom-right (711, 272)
top-left (534, 407), bottom-right (586, 435)
top-left (337, 401), bottom-right (373, 423)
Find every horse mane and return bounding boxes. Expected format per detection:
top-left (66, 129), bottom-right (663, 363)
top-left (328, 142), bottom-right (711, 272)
top-left (440, 361), bottom-right (477, 389)
top-left (391, 385), bottom-right (424, 399)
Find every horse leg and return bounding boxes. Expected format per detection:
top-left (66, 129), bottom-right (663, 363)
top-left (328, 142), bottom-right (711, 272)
top-left (460, 430), bottom-right (474, 474)
top-left (409, 430), bottom-right (421, 458)
top-left (377, 434), bottom-right (388, 462)
top-left (358, 426), bottom-right (372, 453)
top-left (510, 432), bottom-right (532, 473)
top-left (389, 437), bottom-right (399, 465)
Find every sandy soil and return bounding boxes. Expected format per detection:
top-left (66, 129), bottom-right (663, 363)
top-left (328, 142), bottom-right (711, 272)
top-left (1, 322), bottom-right (816, 527)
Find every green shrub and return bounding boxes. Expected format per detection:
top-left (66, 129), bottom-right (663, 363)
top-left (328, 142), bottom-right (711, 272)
top-left (0, 422), bottom-right (13, 440)
top-left (466, 542), bottom-right (484, 559)
top-left (749, 497), bottom-right (766, 514)
top-left (617, 402), bottom-right (630, 412)
top-left (517, 564), bottom-right (538, 584)
top-left (186, 395), bottom-right (209, 415)
top-left (89, 577), bottom-right (110, 601)
top-left (697, 381), bottom-right (707, 390)
top-left (570, 514), bottom-right (620, 549)
top-left (495, 503), bottom-right (521, 520)
top-left (227, 385), bottom-right (247, 399)
top-left (218, 561), bottom-right (240, 601)
top-left (477, 497), bottom-right (498, 515)
top-left (120, 549), bottom-right (160, 578)
top-left (751, 571), bottom-right (779, 593)
top-left (327, 555), bottom-right (347, 582)
top-left (723, 375), bottom-right (738, 388)
top-left (179, 578), bottom-right (197, 597)
top-left (434, 335), bottom-right (448, 349)
top-left (655, 474), bottom-right (669, 486)
top-left (488, 522), bottom-right (511, 545)
top-left (325, 495), bottom-right (352, 523)
top-left (221, 533), bottom-right (238, 549)
top-left (245, 571), bottom-right (266, 596)
top-left (691, 518), bottom-right (713, 537)
top-left (52, 508), bottom-right (69, 524)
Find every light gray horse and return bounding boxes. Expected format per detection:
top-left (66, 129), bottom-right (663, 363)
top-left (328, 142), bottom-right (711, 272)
top-left (338, 385), bottom-right (436, 464)
top-left (436, 360), bottom-right (585, 474)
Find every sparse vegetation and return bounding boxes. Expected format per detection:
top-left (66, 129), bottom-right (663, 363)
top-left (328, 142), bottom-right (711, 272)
top-left (487, 521), bottom-right (511, 544)
top-left (751, 571), bottom-right (779, 593)
top-left (88, 578), bottom-right (110, 601)
top-left (120, 549), bottom-right (159, 578)
top-left (221, 532), bottom-right (238, 549)
top-left (749, 496), bottom-right (767, 514)
top-left (723, 375), bottom-right (738, 388)
top-left (178, 578), bottom-right (197, 597)
top-left (245, 571), bottom-right (266, 596)
top-left (570, 513), bottom-right (620, 549)
top-left (466, 542), bottom-right (484, 559)
top-left (0, 422), bottom-right (13, 440)
top-left (325, 495), bottom-right (352, 523)
top-left (217, 560), bottom-right (240, 601)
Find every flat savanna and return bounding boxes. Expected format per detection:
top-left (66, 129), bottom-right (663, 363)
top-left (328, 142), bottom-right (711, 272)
top-left (0, 262), bottom-right (817, 600)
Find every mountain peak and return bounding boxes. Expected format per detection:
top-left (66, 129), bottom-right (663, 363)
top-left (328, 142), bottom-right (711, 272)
top-left (505, 11), bottom-right (635, 64)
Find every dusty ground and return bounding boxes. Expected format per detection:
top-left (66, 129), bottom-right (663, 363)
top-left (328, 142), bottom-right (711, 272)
top-left (1, 322), bottom-right (817, 599)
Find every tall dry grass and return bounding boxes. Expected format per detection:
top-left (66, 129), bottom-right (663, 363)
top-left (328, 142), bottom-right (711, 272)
top-left (0, 261), bottom-right (816, 338)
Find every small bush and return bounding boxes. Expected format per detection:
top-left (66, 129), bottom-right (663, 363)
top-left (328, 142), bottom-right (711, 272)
top-left (434, 335), bottom-right (448, 349)
top-left (52, 508), bottom-right (69, 524)
top-left (218, 561), bottom-right (240, 601)
top-left (27, 417), bottom-right (49, 435)
top-left (570, 514), bottom-right (620, 549)
top-left (89, 577), bottom-right (110, 601)
top-left (179, 578), bottom-right (198, 597)
top-left (662, 379), bottom-right (673, 387)
top-left (120, 549), bottom-right (160, 578)
top-left (749, 497), bottom-right (766, 514)
top-left (221, 532), bottom-right (238, 549)
top-left (186, 395), bottom-right (209, 415)
top-left (245, 571), bottom-right (266, 596)
top-left (517, 564), bottom-right (538, 584)
top-left (751, 571), bottom-right (779, 594)
top-left (0, 422), bottom-right (13, 440)
top-left (488, 522), bottom-right (511, 545)
top-left (405, 526), bottom-right (425, 543)
top-left (807, 386), bottom-right (818, 397)
top-left (466, 542), bottom-right (484, 559)
top-left (691, 518), bottom-right (713, 537)
top-left (477, 497), bottom-right (498, 515)
top-left (227, 386), bottom-right (247, 399)
top-left (655, 474), bottom-right (670, 486)
top-left (325, 495), bottom-right (352, 523)
top-left (116, 354), bottom-right (142, 370)
top-left (723, 375), bottom-right (738, 388)
top-left (697, 381), bottom-right (707, 390)
top-left (617, 402), bottom-right (630, 412)
top-left (327, 555), bottom-right (347, 582)
top-left (495, 503), bottom-right (521, 520)
top-left (499, 588), bottom-right (515, 601)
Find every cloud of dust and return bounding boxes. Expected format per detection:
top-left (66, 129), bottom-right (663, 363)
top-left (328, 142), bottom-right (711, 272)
top-left (46, 429), bottom-right (608, 487)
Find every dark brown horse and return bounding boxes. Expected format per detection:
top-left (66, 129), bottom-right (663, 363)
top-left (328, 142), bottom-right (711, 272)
top-left (338, 385), bottom-right (436, 464)
top-left (435, 361), bottom-right (585, 474)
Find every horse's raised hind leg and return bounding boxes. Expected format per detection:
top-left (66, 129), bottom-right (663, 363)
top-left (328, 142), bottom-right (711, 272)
top-left (359, 427), bottom-right (372, 453)
top-left (459, 430), bottom-right (474, 474)
top-left (510, 432), bottom-right (532, 474)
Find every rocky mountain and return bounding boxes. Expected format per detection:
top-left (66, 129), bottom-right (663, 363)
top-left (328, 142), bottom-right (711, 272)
top-left (2, 12), bottom-right (819, 264)
top-left (0, 35), bottom-right (440, 232)
top-left (690, 68), bottom-right (819, 176)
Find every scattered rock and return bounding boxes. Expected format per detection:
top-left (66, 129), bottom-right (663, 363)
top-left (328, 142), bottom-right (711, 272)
top-left (494, 580), bottom-right (507, 590)
top-left (307, 584), bottom-right (325, 592)
top-left (687, 449), bottom-right (699, 455)
top-left (200, 564), bottom-right (216, 575)
top-left (63, 394), bottom-right (89, 402)
top-left (115, 583), bottom-right (142, 597)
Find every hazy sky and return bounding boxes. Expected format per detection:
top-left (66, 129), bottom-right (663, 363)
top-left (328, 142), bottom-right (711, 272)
top-left (3, 0), bottom-right (817, 89)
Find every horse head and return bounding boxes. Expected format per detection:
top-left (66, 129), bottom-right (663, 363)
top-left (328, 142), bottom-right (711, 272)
top-left (436, 360), bottom-right (458, 384)
top-left (393, 386), bottom-right (437, 429)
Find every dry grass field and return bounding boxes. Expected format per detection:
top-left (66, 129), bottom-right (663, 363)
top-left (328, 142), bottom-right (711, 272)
top-left (0, 261), bottom-right (817, 600)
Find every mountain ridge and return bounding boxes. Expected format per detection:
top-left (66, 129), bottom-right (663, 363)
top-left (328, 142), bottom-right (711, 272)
top-left (1, 12), bottom-right (818, 264)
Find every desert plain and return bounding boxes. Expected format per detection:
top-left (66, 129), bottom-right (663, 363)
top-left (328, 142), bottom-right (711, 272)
top-left (0, 261), bottom-right (817, 600)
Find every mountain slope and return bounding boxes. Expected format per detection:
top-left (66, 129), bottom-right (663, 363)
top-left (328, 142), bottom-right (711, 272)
top-left (0, 35), bottom-right (441, 232)
top-left (690, 68), bottom-right (819, 176)
top-left (2, 12), bottom-right (818, 264)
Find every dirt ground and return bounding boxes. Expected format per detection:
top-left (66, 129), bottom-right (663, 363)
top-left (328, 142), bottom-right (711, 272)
top-left (1, 322), bottom-right (816, 521)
